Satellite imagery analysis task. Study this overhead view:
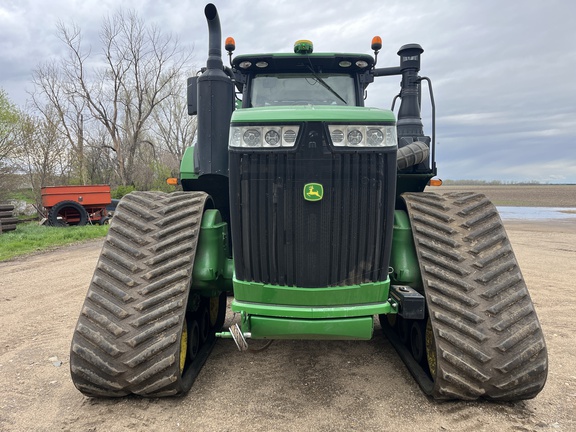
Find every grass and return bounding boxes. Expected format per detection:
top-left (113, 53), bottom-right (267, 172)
top-left (5, 188), bottom-right (35, 202)
top-left (0, 222), bottom-right (109, 262)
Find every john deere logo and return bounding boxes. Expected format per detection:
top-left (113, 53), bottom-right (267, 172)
top-left (304, 183), bottom-right (324, 201)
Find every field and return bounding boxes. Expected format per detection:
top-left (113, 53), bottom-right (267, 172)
top-left (428, 184), bottom-right (576, 207)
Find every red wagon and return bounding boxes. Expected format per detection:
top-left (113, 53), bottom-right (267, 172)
top-left (41, 185), bottom-right (112, 227)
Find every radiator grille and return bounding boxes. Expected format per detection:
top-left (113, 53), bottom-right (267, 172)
top-left (229, 123), bottom-right (396, 287)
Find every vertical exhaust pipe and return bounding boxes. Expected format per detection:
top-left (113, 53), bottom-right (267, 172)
top-left (196, 3), bottom-right (234, 176)
top-left (205, 3), bottom-right (223, 70)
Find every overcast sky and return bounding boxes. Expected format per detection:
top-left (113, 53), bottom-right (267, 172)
top-left (1, 0), bottom-right (575, 183)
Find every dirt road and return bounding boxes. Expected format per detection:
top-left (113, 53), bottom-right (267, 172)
top-left (1, 220), bottom-right (575, 431)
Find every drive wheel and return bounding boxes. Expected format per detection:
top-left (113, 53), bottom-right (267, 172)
top-left (70, 191), bottom-right (211, 397)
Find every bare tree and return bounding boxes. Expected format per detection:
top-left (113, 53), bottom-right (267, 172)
top-left (84, 125), bottom-right (117, 185)
top-left (14, 111), bottom-right (70, 208)
top-left (31, 61), bottom-right (90, 185)
top-left (49, 10), bottom-right (191, 186)
top-left (150, 78), bottom-right (197, 170)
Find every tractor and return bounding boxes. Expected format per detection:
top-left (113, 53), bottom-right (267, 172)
top-left (70, 3), bottom-right (548, 400)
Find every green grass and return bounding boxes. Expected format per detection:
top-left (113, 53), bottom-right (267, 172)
top-left (0, 222), bottom-right (109, 261)
top-left (2, 188), bottom-right (36, 203)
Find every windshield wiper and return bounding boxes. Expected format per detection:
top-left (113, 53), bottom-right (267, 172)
top-left (306, 65), bottom-right (347, 105)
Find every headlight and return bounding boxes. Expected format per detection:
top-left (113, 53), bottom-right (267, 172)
top-left (243, 128), bottom-right (261, 147)
top-left (328, 125), bottom-right (397, 147)
top-left (229, 125), bottom-right (300, 148)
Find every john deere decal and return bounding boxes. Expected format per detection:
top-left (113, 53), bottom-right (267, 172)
top-left (304, 183), bottom-right (324, 201)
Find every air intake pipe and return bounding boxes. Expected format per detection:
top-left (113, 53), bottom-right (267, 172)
top-left (195, 3), bottom-right (235, 176)
top-left (396, 141), bottom-right (429, 170)
top-left (396, 44), bottom-right (425, 141)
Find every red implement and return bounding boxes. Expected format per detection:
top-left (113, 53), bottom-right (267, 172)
top-left (41, 185), bottom-right (112, 226)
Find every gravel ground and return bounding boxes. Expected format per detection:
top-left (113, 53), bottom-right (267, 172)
top-left (1, 216), bottom-right (575, 431)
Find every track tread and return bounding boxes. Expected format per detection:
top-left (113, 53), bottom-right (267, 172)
top-left (403, 191), bottom-right (548, 401)
top-left (70, 191), bottom-right (212, 397)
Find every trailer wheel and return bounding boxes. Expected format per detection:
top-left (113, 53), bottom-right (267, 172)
top-left (98, 216), bottom-right (111, 225)
top-left (48, 200), bottom-right (88, 227)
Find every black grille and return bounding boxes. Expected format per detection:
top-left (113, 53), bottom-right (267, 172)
top-left (229, 123), bottom-right (396, 287)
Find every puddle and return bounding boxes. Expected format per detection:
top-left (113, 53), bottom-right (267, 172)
top-left (497, 207), bottom-right (576, 221)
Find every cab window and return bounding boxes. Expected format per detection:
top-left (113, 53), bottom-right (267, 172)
top-left (251, 74), bottom-right (355, 107)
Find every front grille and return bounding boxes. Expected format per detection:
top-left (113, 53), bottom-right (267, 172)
top-left (229, 123), bottom-right (396, 287)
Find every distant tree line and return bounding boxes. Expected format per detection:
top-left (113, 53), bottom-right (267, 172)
top-left (0, 9), bottom-right (197, 206)
top-left (442, 180), bottom-right (545, 186)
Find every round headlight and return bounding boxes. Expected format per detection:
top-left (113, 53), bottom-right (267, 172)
top-left (265, 129), bottom-right (281, 146)
top-left (243, 128), bottom-right (261, 147)
top-left (347, 129), bottom-right (363, 145)
top-left (367, 128), bottom-right (384, 146)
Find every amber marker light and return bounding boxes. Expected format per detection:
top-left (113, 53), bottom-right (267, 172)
top-left (166, 177), bottom-right (179, 186)
top-left (225, 37), bottom-right (236, 52)
top-left (428, 178), bottom-right (443, 187)
top-left (371, 36), bottom-right (382, 52)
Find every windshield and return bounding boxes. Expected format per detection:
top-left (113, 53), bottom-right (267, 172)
top-left (251, 74), bottom-right (355, 107)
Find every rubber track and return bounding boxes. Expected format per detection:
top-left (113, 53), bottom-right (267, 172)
top-left (70, 191), bottom-right (210, 397)
top-left (402, 192), bottom-right (548, 400)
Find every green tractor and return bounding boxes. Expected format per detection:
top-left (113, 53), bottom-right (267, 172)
top-left (70, 3), bottom-right (548, 400)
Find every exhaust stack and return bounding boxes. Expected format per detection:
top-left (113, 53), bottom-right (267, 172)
top-left (195, 3), bottom-right (235, 176)
top-left (205, 4), bottom-right (223, 70)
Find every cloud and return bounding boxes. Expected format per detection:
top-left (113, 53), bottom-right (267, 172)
top-left (1, 0), bottom-right (575, 183)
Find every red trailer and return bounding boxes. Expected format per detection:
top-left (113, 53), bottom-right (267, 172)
top-left (41, 185), bottom-right (112, 227)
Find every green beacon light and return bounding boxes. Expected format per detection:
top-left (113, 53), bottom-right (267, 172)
top-left (294, 39), bottom-right (313, 54)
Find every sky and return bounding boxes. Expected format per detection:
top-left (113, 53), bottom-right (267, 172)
top-left (1, 0), bottom-right (575, 183)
